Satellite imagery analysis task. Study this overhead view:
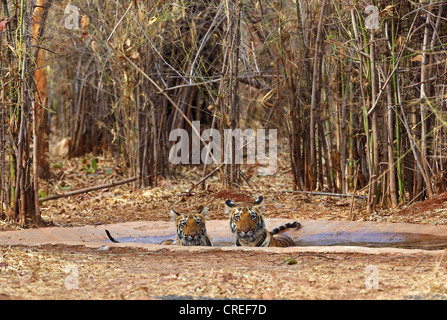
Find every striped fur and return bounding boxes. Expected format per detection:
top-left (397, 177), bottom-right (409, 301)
top-left (225, 196), bottom-right (300, 247)
top-left (105, 229), bottom-right (119, 243)
top-left (160, 207), bottom-right (213, 246)
top-left (271, 222), bottom-right (301, 235)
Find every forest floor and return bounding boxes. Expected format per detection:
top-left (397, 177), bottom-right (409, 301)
top-left (1, 150), bottom-right (447, 300)
top-left (28, 150), bottom-right (447, 228)
top-left (0, 244), bottom-right (446, 300)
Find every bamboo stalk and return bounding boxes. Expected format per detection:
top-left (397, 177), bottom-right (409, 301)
top-left (419, 0), bottom-right (434, 198)
top-left (32, 100), bottom-right (40, 222)
top-left (386, 65), bottom-right (398, 208)
top-left (309, 0), bottom-right (326, 190)
top-left (340, 60), bottom-right (353, 194)
top-left (368, 28), bottom-right (379, 215)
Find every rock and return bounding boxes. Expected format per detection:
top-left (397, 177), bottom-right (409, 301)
top-left (53, 138), bottom-right (71, 157)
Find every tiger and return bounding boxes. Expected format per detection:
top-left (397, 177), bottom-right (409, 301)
top-left (225, 196), bottom-right (300, 247)
top-left (159, 206), bottom-right (213, 246)
top-left (105, 207), bottom-right (213, 246)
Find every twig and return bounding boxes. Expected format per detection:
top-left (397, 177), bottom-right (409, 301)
top-left (187, 164), bottom-right (224, 193)
top-left (106, 2), bottom-right (133, 42)
top-left (412, 255), bottom-right (428, 270)
top-left (279, 253), bottom-right (343, 265)
top-left (435, 249), bottom-right (446, 270)
top-left (239, 170), bottom-right (253, 188)
top-left (407, 186), bottom-right (428, 207)
top-left (161, 78), bottom-right (222, 92)
top-left (39, 176), bottom-right (137, 202)
top-left (349, 165), bottom-right (360, 220)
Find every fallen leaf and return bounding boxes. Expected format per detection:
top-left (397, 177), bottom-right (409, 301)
top-left (0, 18), bottom-right (9, 32)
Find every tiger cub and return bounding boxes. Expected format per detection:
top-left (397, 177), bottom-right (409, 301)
top-left (225, 196), bottom-right (300, 247)
top-left (104, 207), bottom-right (213, 246)
top-left (160, 207), bottom-right (213, 246)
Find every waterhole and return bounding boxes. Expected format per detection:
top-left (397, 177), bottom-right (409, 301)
top-left (106, 234), bottom-right (447, 250)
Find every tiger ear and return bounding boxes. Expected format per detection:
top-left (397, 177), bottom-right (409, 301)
top-left (225, 199), bottom-right (236, 215)
top-left (253, 196), bottom-right (265, 211)
top-left (253, 196), bottom-right (264, 206)
top-left (199, 206), bottom-right (208, 217)
top-left (225, 199), bottom-right (236, 208)
top-left (170, 209), bottom-right (181, 220)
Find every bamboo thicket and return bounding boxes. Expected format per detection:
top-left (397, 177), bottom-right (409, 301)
top-left (2, 0), bottom-right (447, 225)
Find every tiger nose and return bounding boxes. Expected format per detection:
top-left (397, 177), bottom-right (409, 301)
top-left (242, 228), bottom-right (250, 233)
top-left (189, 233), bottom-right (197, 238)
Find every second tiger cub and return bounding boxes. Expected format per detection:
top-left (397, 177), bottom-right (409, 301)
top-left (225, 196), bottom-right (300, 247)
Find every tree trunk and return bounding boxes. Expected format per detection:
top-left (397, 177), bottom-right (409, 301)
top-left (32, 0), bottom-right (52, 180)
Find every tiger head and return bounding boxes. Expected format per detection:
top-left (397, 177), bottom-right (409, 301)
top-left (225, 196), bottom-right (266, 245)
top-left (170, 207), bottom-right (210, 246)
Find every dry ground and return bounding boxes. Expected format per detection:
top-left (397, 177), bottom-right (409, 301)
top-left (0, 245), bottom-right (446, 300)
top-left (1, 151), bottom-right (447, 300)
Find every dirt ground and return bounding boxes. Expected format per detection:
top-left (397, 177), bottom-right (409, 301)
top-left (1, 151), bottom-right (447, 300)
top-left (0, 244), bottom-right (446, 300)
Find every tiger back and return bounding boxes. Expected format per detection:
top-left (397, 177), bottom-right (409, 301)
top-left (225, 196), bottom-right (300, 247)
top-left (160, 207), bottom-right (213, 246)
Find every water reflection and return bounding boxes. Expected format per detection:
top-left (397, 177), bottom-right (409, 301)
top-left (106, 234), bottom-right (447, 250)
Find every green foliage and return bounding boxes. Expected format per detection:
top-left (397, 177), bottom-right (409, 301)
top-left (83, 158), bottom-right (98, 174)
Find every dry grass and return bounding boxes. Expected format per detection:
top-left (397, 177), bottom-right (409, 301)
top-left (0, 245), bottom-right (446, 300)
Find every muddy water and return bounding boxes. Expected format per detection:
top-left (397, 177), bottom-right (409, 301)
top-left (295, 239), bottom-right (447, 250)
top-left (108, 234), bottom-right (447, 250)
top-left (108, 235), bottom-right (235, 247)
top-left (1, 219), bottom-right (446, 251)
